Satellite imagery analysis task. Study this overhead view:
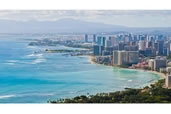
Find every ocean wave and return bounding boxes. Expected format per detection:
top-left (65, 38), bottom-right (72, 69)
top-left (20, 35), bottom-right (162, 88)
top-left (31, 58), bottom-right (46, 64)
top-left (128, 80), bottom-right (133, 82)
top-left (7, 60), bottom-right (18, 63)
top-left (0, 93), bottom-right (54, 99)
top-left (17, 93), bottom-right (54, 97)
top-left (27, 53), bottom-right (43, 57)
top-left (0, 95), bottom-right (16, 99)
top-left (4, 63), bottom-right (15, 65)
top-left (5, 60), bottom-right (18, 65)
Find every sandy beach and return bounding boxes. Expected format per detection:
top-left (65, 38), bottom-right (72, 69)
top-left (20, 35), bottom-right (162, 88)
top-left (88, 55), bottom-right (96, 64)
top-left (88, 55), bottom-right (166, 79)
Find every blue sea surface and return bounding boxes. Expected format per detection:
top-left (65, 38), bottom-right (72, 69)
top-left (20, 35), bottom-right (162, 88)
top-left (0, 34), bottom-right (161, 103)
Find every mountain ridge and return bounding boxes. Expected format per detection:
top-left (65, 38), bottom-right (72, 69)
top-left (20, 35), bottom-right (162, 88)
top-left (0, 18), bottom-right (171, 34)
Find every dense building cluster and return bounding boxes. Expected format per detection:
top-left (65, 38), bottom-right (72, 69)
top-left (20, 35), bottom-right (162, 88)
top-left (84, 33), bottom-right (170, 65)
top-left (91, 34), bottom-right (169, 55)
top-left (84, 33), bottom-right (171, 88)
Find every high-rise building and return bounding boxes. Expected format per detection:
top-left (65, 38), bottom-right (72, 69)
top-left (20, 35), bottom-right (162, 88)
top-left (101, 37), bottom-right (106, 47)
top-left (105, 39), bottom-right (112, 48)
top-left (138, 41), bottom-right (146, 50)
top-left (157, 40), bottom-right (164, 55)
top-left (154, 58), bottom-right (166, 71)
top-left (113, 51), bottom-right (118, 65)
top-left (148, 59), bottom-right (154, 70)
top-left (93, 34), bottom-right (96, 43)
top-left (153, 42), bottom-right (158, 50)
top-left (85, 34), bottom-right (88, 43)
top-left (127, 51), bottom-right (139, 65)
top-left (146, 41), bottom-right (153, 48)
top-left (124, 45), bottom-right (138, 51)
top-left (110, 37), bottom-right (115, 46)
top-left (170, 43), bottom-right (171, 53)
top-left (144, 48), bottom-right (156, 57)
top-left (99, 46), bottom-right (104, 55)
top-left (93, 45), bottom-right (104, 56)
top-left (97, 36), bottom-right (106, 46)
top-left (113, 51), bottom-right (139, 66)
top-left (102, 51), bottom-right (111, 56)
top-left (163, 48), bottom-right (169, 56)
top-left (118, 42), bottom-right (127, 51)
top-left (97, 36), bottom-right (102, 46)
top-left (93, 45), bottom-right (100, 55)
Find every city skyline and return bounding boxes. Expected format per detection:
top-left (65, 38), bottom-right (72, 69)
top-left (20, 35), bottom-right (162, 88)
top-left (1, 10), bottom-right (171, 27)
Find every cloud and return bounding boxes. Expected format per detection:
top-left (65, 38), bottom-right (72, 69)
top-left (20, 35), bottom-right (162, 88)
top-left (0, 10), bottom-right (171, 27)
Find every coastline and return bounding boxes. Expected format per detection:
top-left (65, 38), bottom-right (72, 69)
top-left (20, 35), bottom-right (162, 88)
top-left (49, 54), bottom-right (168, 103)
top-left (88, 55), bottom-right (165, 79)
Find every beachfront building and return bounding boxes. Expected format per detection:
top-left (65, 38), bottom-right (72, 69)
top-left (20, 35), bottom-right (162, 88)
top-left (113, 51), bottom-right (119, 65)
top-left (113, 51), bottom-right (139, 66)
top-left (148, 59), bottom-right (154, 70)
top-left (154, 58), bottom-right (167, 71)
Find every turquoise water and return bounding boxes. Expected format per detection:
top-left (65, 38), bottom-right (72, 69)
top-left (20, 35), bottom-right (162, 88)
top-left (0, 35), bottom-right (161, 103)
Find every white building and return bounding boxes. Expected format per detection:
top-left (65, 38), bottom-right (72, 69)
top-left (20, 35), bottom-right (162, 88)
top-left (113, 51), bottom-right (139, 66)
top-left (148, 59), bottom-right (154, 70)
top-left (167, 67), bottom-right (171, 74)
top-left (138, 41), bottom-right (146, 50)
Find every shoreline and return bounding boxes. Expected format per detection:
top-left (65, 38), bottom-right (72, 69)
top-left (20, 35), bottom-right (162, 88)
top-left (49, 55), bottom-right (167, 103)
top-left (88, 55), bottom-right (166, 79)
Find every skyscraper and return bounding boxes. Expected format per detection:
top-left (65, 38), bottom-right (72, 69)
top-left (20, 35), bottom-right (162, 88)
top-left (93, 45), bottom-right (100, 55)
top-left (138, 41), bottom-right (146, 50)
top-left (113, 51), bottom-right (118, 65)
top-left (118, 42), bottom-right (127, 51)
top-left (93, 34), bottom-right (96, 43)
top-left (85, 34), bottom-right (88, 43)
top-left (97, 36), bottom-right (106, 46)
top-left (105, 39), bottom-right (112, 48)
top-left (154, 58), bottom-right (166, 71)
top-left (97, 36), bottom-right (102, 46)
top-left (102, 37), bottom-right (106, 47)
top-left (157, 40), bottom-right (164, 55)
top-left (113, 51), bottom-right (139, 66)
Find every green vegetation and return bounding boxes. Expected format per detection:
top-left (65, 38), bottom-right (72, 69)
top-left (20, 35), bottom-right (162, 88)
top-left (48, 79), bottom-right (171, 103)
top-left (65, 44), bottom-right (92, 49)
top-left (161, 71), bottom-right (168, 75)
top-left (45, 49), bottom-right (81, 53)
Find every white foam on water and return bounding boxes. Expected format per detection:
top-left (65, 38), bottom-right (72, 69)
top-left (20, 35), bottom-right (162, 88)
top-left (0, 93), bottom-right (55, 100)
top-left (4, 63), bottom-right (15, 65)
top-left (27, 53), bottom-right (43, 57)
top-left (31, 58), bottom-right (46, 64)
top-left (128, 80), bottom-right (133, 82)
top-left (7, 60), bottom-right (18, 63)
top-left (0, 95), bottom-right (16, 99)
top-left (17, 93), bottom-right (55, 97)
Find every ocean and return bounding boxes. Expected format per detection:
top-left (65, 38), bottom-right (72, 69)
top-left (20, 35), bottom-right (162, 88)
top-left (0, 34), bottom-right (161, 103)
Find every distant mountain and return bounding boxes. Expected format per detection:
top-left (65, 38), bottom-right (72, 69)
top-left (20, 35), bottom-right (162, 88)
top-left (0, 18), bottom-right (171, 34)
top-left (0, 18), bottom-right (127, 33)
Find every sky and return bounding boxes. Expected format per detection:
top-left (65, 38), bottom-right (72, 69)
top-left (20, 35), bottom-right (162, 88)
top-left (0, 10), bottom-right (171, 27)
